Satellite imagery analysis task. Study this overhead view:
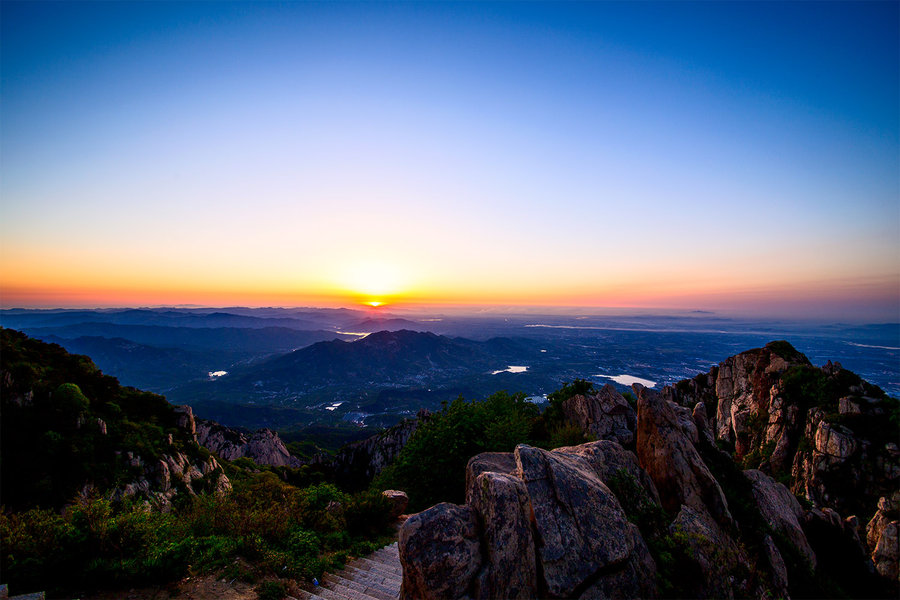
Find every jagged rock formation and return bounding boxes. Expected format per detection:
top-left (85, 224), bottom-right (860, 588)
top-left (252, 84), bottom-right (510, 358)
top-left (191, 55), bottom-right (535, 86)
top-left (331, 410), bottom-right (429, 488)
top-left (663, 342), bottom-right (898, 583)
top-left (634, 384), bottom-right (732, 527)
top-left (112, 406), bottom-right (231, 507)
top-left (115, 448), bottom-right (231, 508)
top-left (400, 443), bottom-right (656, 599)
top-left (867, 491), bottom-right (900, 581)
top-left (561, 383), bottom-right (637, 445)
top-left (196, 417), bottom-right (301, 467)
top-left (399, 342), bottom-right (899, 597)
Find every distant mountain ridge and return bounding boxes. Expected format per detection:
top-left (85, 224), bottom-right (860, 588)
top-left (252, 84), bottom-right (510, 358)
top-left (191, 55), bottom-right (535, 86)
top-left (21, 323), bottom-right (350, 353)
top-left (223, 329), bottom-right (537, 390)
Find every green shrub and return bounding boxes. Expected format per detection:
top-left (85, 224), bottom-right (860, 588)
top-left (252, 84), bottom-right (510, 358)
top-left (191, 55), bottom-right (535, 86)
top-left (255, 580), bottom-right (288, 600)
top-left (375, 391), bottom-right (539, 511)
top-left (548, 422), bottom-right (591, 449)
top-left (542, 379), bottom-right (595, 426)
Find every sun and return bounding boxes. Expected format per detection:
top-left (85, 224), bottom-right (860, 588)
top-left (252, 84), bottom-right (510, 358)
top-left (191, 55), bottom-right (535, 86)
top-left (337, 260), bottom-right (409, 306)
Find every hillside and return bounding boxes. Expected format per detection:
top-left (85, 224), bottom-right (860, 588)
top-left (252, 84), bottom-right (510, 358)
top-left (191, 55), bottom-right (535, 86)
top-left (2, 329), bottom-right (898, 598)
top-left (0, 329), bottom-right (397, 598)
top-left (177, 330), bottom-right (542, 418)
top-left (231, 330), bottom-right (531, 387)
top-left (0, 328), bottom-right (228, 510)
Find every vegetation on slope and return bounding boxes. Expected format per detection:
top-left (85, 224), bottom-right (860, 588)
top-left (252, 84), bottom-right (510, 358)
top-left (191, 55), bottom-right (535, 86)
top-left (375, 380), bottom-right (599, 512)
top-left (0, 329), bottom-right (395, 597)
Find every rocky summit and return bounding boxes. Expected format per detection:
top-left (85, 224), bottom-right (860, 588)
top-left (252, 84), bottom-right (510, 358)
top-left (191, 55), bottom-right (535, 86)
top-left (399, 341), bottom-right (899, 599)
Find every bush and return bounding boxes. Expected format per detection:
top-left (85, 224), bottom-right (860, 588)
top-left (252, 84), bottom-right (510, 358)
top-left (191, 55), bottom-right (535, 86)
top-left (255, 580), bottom-right (288, 600)
top-left (375, 391), bottom-right (539, 510)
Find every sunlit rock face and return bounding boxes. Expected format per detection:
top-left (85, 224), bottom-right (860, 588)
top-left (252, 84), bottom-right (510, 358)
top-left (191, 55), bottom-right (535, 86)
top-left (398, 342), bottom-right (899, 598)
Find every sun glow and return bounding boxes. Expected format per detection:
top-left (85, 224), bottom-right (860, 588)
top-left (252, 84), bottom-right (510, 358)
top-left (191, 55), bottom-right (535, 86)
top-left (336, 260), bottom-right (410, 305)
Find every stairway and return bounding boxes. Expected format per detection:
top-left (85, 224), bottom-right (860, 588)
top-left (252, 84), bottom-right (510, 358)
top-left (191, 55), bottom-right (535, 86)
top-left (292, 542), bottom-right (402, 600)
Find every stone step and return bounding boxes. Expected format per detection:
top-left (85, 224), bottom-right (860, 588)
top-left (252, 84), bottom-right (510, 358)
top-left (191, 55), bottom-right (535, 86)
top-left (350, 556), bottom-right (403, 578)
top-left (339, 566), bottom-right (400, 594)
top-left (336, 567), bottom-right (403, 594)
top-left (366, 558), bottom-right (402, 577)
top-left (300, 582), bottom-right (354, 600)
top-left (372, 549), bottom-right (399, 561)
top-left (325, 579), bottom-right (387, 600)
top-left (296, 541), bottom-right (402, 600)
top-left (339, 563), bottom-right (402, 590)
top-left (288, 591), bottom-right (331, 600)
top-left (322, 573), bottom-right (396, 600)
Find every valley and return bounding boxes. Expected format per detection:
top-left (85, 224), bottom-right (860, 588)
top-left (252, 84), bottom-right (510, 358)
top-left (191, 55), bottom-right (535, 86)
top-left (2, 307), bottom-right (897, 432)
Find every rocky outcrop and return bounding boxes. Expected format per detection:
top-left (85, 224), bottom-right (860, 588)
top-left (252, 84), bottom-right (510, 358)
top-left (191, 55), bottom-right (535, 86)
top-left (196, 419), bottom-right (301, 468)
top-left (745, 468), bottom-right (816, 568)
top-left (333, 411), bottom-right (429, 488)
top-left (669, 504), bottom-right (747, 599)
top-left (400, 341), bottom-right (899, 597)
top-left (634, 384), bottom-right (732, 527)
top-left (867, 493), bottom-right (900, 581)
top-left (561, 384), bottom-right (637, 445)
top-left (382, 489), bottom-right (409, 518)
top-left (660, 342), bottom-right (809, 472)
top-left (400, 443), bottom-right (656, 600)
top-left (115, 448), bottom-right (230, 508)
top-left (650, 340), bottom-right (898, 591)
top-left (399, 503), bottom-right (483, 600)
top-left (552, 440), bottom-right (659, 505)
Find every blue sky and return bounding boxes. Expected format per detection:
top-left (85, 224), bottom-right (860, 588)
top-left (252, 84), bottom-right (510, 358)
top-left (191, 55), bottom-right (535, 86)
top-left (1, 1), bottom-right (898, 319)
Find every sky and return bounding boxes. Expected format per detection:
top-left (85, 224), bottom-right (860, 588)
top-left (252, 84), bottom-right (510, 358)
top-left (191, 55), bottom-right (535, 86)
top-left (1, 1), bottom-right (898, 320)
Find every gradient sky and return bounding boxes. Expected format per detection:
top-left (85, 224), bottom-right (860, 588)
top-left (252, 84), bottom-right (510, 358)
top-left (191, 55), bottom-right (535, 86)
top-left (1, 1), bottom-right (898, 320)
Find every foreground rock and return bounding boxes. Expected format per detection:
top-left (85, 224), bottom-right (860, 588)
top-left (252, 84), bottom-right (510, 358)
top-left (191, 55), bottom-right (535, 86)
top-left (400, 443), bottom-right (656, 600)
top-left (395, 341), bottom-right (899, 598)
top-left (399, 503), bottom-right (482, 600)
top-left (634, 384), bottom-right (732, 527)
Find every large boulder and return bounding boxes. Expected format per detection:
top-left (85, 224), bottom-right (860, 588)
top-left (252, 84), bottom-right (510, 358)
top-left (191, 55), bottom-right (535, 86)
top-left (561, 384), bottom-right (637, 445)
top-left (399, 503), bottom-right (483, 600)
top-left (469, 472), bottom-right (538, 599)
top-left (867, 493), bottom-right (900, 582)
top-left (382, 489), bottom-right (409, 519)
top-left (400, 443), bottom-right (657, 600)
top-left (669, 504), bottom-right (746, 599)
top-left (515, 444), bottom-right (656, 598)
top-left (745, 469), bottom-right (816, 569)
top-left (465, 451), bottom-right (516, 505)
top-left (634, 384), bottom-right (732, 527)
top-left (553, 440), bottom-right (660, 505)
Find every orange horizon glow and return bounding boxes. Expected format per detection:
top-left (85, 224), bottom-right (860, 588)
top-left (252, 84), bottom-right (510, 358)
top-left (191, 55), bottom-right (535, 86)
top-left (2, 270), bottom-right (897, 322)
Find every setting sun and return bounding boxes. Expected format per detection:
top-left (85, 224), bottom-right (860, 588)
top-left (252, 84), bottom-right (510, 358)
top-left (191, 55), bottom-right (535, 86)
top-left (336, 261), bottom-right (411, 305)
